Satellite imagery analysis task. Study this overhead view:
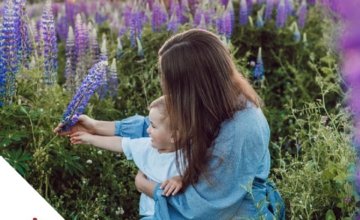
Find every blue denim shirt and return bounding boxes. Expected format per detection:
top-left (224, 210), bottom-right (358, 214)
top-left (115, 107), bottom-right (285, 220)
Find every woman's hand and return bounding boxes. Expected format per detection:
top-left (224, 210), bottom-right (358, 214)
top-left (135, 170), bottom-right (156, 198)
top-left (53, 115), bottom-right (97, 136)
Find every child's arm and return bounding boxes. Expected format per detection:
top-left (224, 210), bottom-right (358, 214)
top-left (160, 176), bottom-right (183, 196)
top-left (70, 131), bottom-right (123, 153)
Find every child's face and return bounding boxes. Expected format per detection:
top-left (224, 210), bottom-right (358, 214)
top-left (146, 108), bottom-right (174, 153)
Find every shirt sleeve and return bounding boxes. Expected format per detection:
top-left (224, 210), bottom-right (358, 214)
top-left (114, 114), bottom-right (150, 138)
top-left (122, 137), bottom-right (152, 172)
top-left (152, 107), bottom-right (273, 220)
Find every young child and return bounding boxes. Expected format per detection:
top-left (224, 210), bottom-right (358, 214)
top-left (69, 96), bottom-right (182, 218)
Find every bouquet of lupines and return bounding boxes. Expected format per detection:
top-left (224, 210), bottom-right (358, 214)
top-left (60, 61), bottom-right (108, 131)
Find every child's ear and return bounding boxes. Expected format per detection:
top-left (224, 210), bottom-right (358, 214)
top-left (170, 137), bottom-right (175, 144)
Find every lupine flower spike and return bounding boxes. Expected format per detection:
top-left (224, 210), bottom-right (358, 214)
top-left (253, 47), bottom-right (264, 80)
top-left (108, 58), bottom-right (119, 98)
top-left (90, 28), bottom-right (100, 65)
top-left (61, 61), bottom-right (108, 132)
top-left (97, 34), bottom-right (109, 99)
top-left (167, 12), bottom-right (180, 33)
top-left (0, 0), bottom-right (20, 106)
top-left (239, 0), bottom-right (248, 25)
top-left (223, 6), bottom-right (233, 40)
top-left (264, 0), bottom-right (274, 20)
top-left (41, 0), bottom-right (58, 85)
top-left (298, 0), bottom-right (307, 29)
top-left (276, 0), bottom-right (286, 28)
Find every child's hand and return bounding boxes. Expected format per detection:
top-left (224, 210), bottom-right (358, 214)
top-left (69, 131), bottom-right (94, 145)
top-left (160, 176), bottom-right (182, 196)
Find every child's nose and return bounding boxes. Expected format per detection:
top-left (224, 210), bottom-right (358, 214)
top-left (146, 126), bottom-right (151, 135)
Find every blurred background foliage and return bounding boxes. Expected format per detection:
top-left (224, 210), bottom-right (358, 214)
top-left (0, 0), bottom-right (357, 219)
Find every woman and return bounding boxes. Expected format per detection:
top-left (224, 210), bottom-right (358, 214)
top-left (55, 29), bottom-right (285, 219)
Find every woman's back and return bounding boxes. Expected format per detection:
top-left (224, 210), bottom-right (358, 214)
top-left (152, 104), bottom-right (279, 219)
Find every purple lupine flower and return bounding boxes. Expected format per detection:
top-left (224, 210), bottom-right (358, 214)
top-left (74, 14), bottom-right (88, 59)
top-left (193, 6), bottom-right (213, 28)
top-left (215, 13), bottom-right (224, 36)
top-left (96, 34), bottom-right (109, 99)
top-left (227, 1), bottom-right (235, 31)
top-left (276, 0), bottom-right (286, 28)
top-left (264, 0), bottom-right (274, 20)
top-left (170, 0), bottom-right (188, 24)
top-left (307, 0), bottom-right (316, 5)
top-left (89, 28), bottom-right (100, 66)
top-left (167, 12), bottom-right (180, 33)
top-left (146, 0), bottom-right (155, 10)
top-left (246, 0), bottom-right (254, 14)
top-left (223, 7), bottom-right (233, 40)
top-left (65, 26), bottom-right (75, 92)
top-left (66, 26), bottom-right (75, 64)
top-left (0, 0), bottom-right (21, 105)
top-left (65, 0), bottom-right (76, 27)
top-left (61, 61), bottom-right (108, 131)
top-left (15, 0), bottom-right (32, 67)
top-left (188, 0), bottom-right (199, 15)
top-left (95, 8), bottom-right (108, 25)
top-left (193, 8), bottom-right (203, 27)
top-left (253, 47), bottom-right (264, 80)
top-left (0, 22), bottom-right (5, 107)
top-left (56, 15), bottom-right (68, 41)
top-left (41, 1), bottom-right (58, 85)
top-left (123, 5), bottom-right (133, 27)
top-left (220, 0), bottom-right (230, 7)
top-left (64, 57), bottom-right (75, 93)
top-left (151, 1), bottom-right (168, 32)
top-left (239, 0), bottom-right (248, 25)
top-left (178, 0), bottom-right (190, 24)
top-left (285, 0), bottom-right (294, 16)
top-left (129, 9), bottom-right (146, 47)
top-left (118, 25), bottom-right (127, 38)
top-left (74, 14), bottom-right (89, 85)
top-left (298, 0), bottom-right (307, 29)
top-left (108, 58), bottom-right (118, 98)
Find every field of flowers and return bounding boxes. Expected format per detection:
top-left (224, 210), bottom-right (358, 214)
top-left (0, 0), bottom-right (359, 219)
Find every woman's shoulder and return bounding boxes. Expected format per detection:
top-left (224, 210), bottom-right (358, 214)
top-left (218, 102), bottom-right (270, 142)
top-left (227, 102), bottom-right (267, 127)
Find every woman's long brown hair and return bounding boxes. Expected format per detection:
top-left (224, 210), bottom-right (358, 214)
top-left (158, 29), bottom-right (261, 188)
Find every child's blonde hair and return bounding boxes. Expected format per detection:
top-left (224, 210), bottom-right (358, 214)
top-left (148, 96), bottom-right (168, 122)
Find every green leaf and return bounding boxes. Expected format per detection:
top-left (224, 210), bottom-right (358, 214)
top-left (325, 210), bottom-right (336, 220)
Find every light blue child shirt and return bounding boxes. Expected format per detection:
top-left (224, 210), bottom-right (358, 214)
top-left (115, 105), bottom-right (285, 220)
